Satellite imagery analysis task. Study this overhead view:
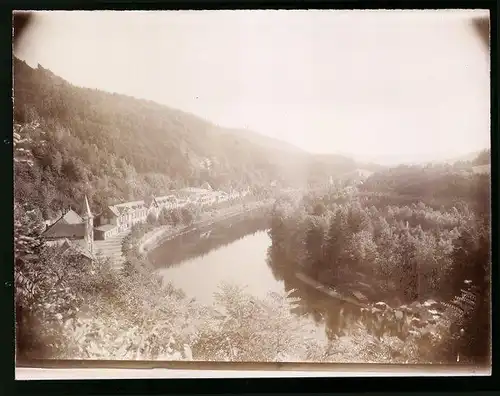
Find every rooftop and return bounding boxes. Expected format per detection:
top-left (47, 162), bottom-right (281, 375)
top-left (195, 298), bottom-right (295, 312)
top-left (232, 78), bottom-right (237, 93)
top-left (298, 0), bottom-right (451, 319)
top-left (156, 195), bottom-right (177, 201)
top-left (60, 239), bottom-right (94, 260)
top-left (114, 199), bottom-right (147, 209)
top-left (59, 209), bottom-right (84, 225)
top-left (180, 187), bottom-right (211, 194)
top-left (42, 214), bottom-right (87, 239)
top-left (104, 205), bottom-right (120, 217)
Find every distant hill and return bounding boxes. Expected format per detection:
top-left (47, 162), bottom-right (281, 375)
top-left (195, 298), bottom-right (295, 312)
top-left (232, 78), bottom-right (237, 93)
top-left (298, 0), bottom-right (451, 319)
top-left (13, 57), bottom-right (378, 217)
top-left (224, 127), bottom-right (304, 155)
top-left (359, 162), bottom-right (490, 215)
top-left (345, 168), bottom-right (374, 179)
top-left (345, 148), bottom-right (490, 167)
top-left (442, 149), bottom-right (490, 166)
top-left (472, 164), bottom-right (490, 174)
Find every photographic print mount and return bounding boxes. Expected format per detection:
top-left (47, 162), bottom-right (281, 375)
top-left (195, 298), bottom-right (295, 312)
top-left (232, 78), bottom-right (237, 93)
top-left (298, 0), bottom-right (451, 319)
top-left (11, 7), bottom-right (493, 380)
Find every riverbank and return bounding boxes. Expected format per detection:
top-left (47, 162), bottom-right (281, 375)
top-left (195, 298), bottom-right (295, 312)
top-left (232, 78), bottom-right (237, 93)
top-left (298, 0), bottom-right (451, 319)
top-left (137, 199), bottom-right (273, 256)
top-left (295, 272), bottom-right (366, 308)
top-left (293, 269), bottom-right (453, 351)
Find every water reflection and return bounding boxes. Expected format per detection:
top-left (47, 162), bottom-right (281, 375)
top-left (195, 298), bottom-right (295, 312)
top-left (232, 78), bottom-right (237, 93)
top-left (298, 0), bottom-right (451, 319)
top-left (150, 214), bottom-right (412, 343)
top-left (266, 247), bottom-right (445, 345)
top-left (151, 213), bottom-right (280, 304)
top-left (149, 213), bottom-right (269, 269)
top-left (267, 253), bottom-right (365, 340)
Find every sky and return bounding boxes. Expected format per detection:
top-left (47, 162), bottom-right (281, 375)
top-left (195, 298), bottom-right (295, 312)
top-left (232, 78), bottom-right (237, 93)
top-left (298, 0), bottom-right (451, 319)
top-left (14, 10), bottom-right (490, 165)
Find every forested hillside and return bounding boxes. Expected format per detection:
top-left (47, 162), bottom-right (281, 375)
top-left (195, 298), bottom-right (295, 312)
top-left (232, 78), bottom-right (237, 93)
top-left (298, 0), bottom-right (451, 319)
top-left (358, 162), bottom-right (490, 215)
top-left (13, 57), bottom-right (380, 219)
top-left (268, 162), bottom-right (491, 364)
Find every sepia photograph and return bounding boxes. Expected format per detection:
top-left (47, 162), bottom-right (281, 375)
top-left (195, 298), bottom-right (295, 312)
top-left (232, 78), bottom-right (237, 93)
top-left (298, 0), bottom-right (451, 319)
top-left (13, 9), bottom-right (491, 374)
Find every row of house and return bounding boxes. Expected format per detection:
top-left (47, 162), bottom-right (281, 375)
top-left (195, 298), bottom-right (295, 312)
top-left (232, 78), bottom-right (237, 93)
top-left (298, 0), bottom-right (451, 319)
top-left (94, 193), bottom-right (187, 240)
top-left (41, 185), bottom-right (253, 264)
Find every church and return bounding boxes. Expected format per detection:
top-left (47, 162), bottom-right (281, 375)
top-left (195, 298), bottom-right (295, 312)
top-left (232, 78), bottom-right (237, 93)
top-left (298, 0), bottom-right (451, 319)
top-left (42, 195), bottom-right (95, 263)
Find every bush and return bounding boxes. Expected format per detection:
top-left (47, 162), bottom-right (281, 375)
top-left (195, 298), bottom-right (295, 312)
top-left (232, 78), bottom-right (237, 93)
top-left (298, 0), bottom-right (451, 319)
top-left (181, 207), bottom-right (195, 226)
top-left (169, 209), bottom-right (181, 227)
top-left (158, 208), bottom-right (171, 226)
top-left (147, 212), bottom-right (157, 226)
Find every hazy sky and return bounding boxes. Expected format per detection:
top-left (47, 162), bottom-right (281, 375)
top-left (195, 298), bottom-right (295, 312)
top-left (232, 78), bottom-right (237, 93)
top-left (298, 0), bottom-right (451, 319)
top-left (15, 10), bottom-right (490, 164)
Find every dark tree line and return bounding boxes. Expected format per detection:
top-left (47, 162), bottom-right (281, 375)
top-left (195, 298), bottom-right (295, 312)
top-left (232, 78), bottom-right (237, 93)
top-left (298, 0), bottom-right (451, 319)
top-left (268, 165), bottom-right (490, 363)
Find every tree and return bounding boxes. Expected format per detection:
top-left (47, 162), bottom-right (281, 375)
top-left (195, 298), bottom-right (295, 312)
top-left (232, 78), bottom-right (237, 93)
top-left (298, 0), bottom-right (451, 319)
top-left (449, 228), bottom-right (479, 294)
top-left (147, 212), bottom-right (157, 226)
top-left (62, 158), bottom-right (87, 182)
top-left (158, 207), bottom-right (172, 226)
top-left (397, 230), bottom-right (419, 302)
top-left (181, 206), bottom-right (195, 226)
top-left (15, 236), bottom-right (101, 359)
top-left (324, 210), bottom-right (344, 278)
top-left (312, 202), bottom-right (326, 216)
top-left (13, 120), bottom-right (44, 167)
top-left (192, 284), bottom-right (325, 362)
top-left (304, 216), bottom-right (326, 278)
top-left (268, 205), bottom-right (287, 254)
top-left (350, 230), bottom-right (379, 272)
top-left (14, 202), bottom-right (46, 312)
top-left (50, 151), bottom-right (63, 174)
top-left (472, 149), bottom-right (490, 166)
top-left (169, 209), bottom-right (181, 227)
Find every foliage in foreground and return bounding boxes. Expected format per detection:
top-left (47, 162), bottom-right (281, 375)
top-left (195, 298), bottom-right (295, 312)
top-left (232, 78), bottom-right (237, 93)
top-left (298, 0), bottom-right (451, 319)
top-left (15, 234), bottom-right (459, 364)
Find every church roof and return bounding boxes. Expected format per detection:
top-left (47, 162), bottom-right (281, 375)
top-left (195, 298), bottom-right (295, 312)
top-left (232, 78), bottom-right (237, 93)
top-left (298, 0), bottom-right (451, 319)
top-left (43, 208), bottom-right (88, 239)
top-left (43, 222), bottom-right (86, 239)
top-left (200, 182), bottom-right (213, 191)
top-left (58, 209), bottom-right (83, 225)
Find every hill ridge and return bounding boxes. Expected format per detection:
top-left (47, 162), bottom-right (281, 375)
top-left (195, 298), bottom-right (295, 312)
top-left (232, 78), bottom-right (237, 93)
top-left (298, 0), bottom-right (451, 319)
top-left (13, 56), bottom-right (380, 217)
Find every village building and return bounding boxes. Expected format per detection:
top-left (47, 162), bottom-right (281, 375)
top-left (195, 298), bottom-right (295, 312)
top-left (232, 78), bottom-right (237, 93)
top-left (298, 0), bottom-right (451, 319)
top-left (93, 205), bottom-right (121, 240)
top-left (42, 196), bottom-right (95, 262)
top-left (43, 186), bottom-right (237, 244)
top-left (177, 187), bottom-right (218, 207)
top-left (214, 191), bottom-right (230, 203)
top-left (95, 192), bottom-right (190, 240)
top-left (200, 182), bottom-right (213, 191)
top-left (96, 199), bottom-right (152, 238)
top-left (177, 187), bottom-right (207, 199)
top-left (113, 200), bottom-right (150, 230)
top-left (228, 187), bottom-right (251, 200)
top-left (154, 194), bottom-right (179, 211)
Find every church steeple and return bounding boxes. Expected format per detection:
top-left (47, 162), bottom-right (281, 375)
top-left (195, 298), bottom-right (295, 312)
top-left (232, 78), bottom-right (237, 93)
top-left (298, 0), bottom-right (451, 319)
top-left (82, 195), bottom-right (94, 255)
top-left (83, 195), bottom-right (92, 219)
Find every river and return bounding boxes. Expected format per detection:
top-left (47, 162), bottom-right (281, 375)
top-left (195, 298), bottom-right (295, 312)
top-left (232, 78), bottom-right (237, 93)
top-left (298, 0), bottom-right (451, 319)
top-left (148, 212), bottom-right (457, 364)
top-left (148, 213), bottom-right (361, 342)
top-left (155, 230), bottom-right (282, 304)
top-left (149, 213), bottom-right (282, 304)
